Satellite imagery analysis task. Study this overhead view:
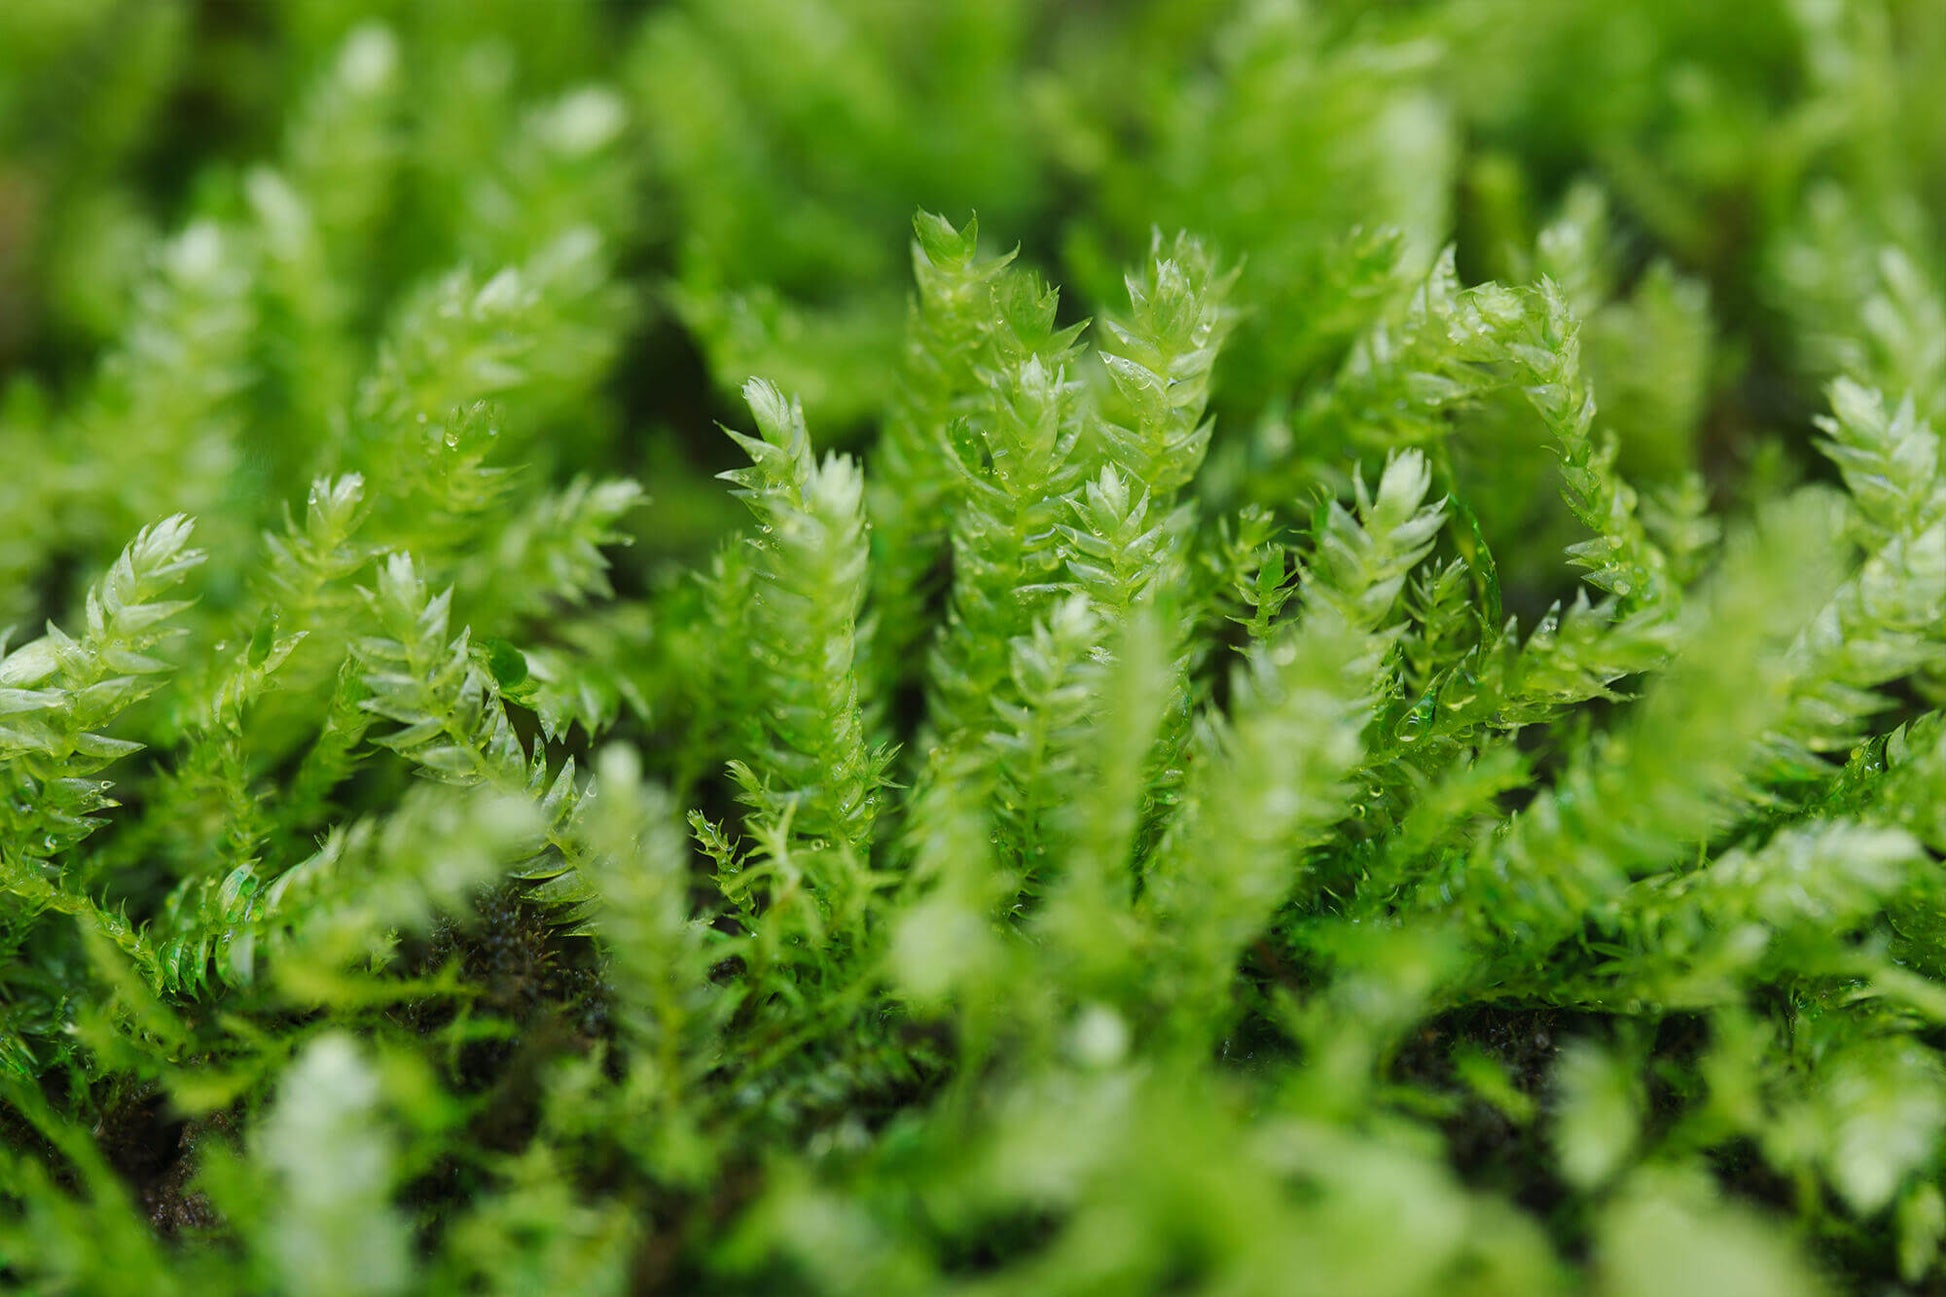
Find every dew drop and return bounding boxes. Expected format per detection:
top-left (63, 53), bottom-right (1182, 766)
top-left (1395, 686), bottom-right (1438, 743)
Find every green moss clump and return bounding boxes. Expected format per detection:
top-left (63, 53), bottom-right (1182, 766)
top-left (6, 2), bottom-right (1946, 1292)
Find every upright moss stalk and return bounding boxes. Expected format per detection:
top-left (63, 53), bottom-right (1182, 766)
top-left (722, 377), bottom-right (885, 863)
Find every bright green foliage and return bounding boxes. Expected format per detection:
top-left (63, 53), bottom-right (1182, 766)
top-left (1093, 232), bottom-right (1238, 499)
top-left (720, 379), bottom-right (883, 856)
top-left (867, 212), bottom-right (1018, 685)
top-left (12, 4), bottom-right (1946, 1294)
top-left (924, 261), bottom-right (1090, 750)
top-left (2, 517), bottom-right (204, 864)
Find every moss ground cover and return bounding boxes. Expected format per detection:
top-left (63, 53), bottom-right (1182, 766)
top-left (6, 2), bottom-right (1946, 1292)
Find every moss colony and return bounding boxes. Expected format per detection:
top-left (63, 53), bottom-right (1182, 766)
top-left (7, 1), bottom-right (1946, 1293)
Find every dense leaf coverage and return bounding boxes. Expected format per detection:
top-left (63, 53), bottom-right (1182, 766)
top-left (7, 1), bottom-right (1946, 1292)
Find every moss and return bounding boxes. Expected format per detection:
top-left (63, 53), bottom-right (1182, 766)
top-left (6, 2), bottom-right (1946, 1293)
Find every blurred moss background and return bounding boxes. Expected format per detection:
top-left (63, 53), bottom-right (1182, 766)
top-left (4, 0), bottom-right (1944, 618)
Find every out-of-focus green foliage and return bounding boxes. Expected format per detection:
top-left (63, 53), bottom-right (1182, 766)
top-left (8, 1), bottom-right (1946, 1292)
